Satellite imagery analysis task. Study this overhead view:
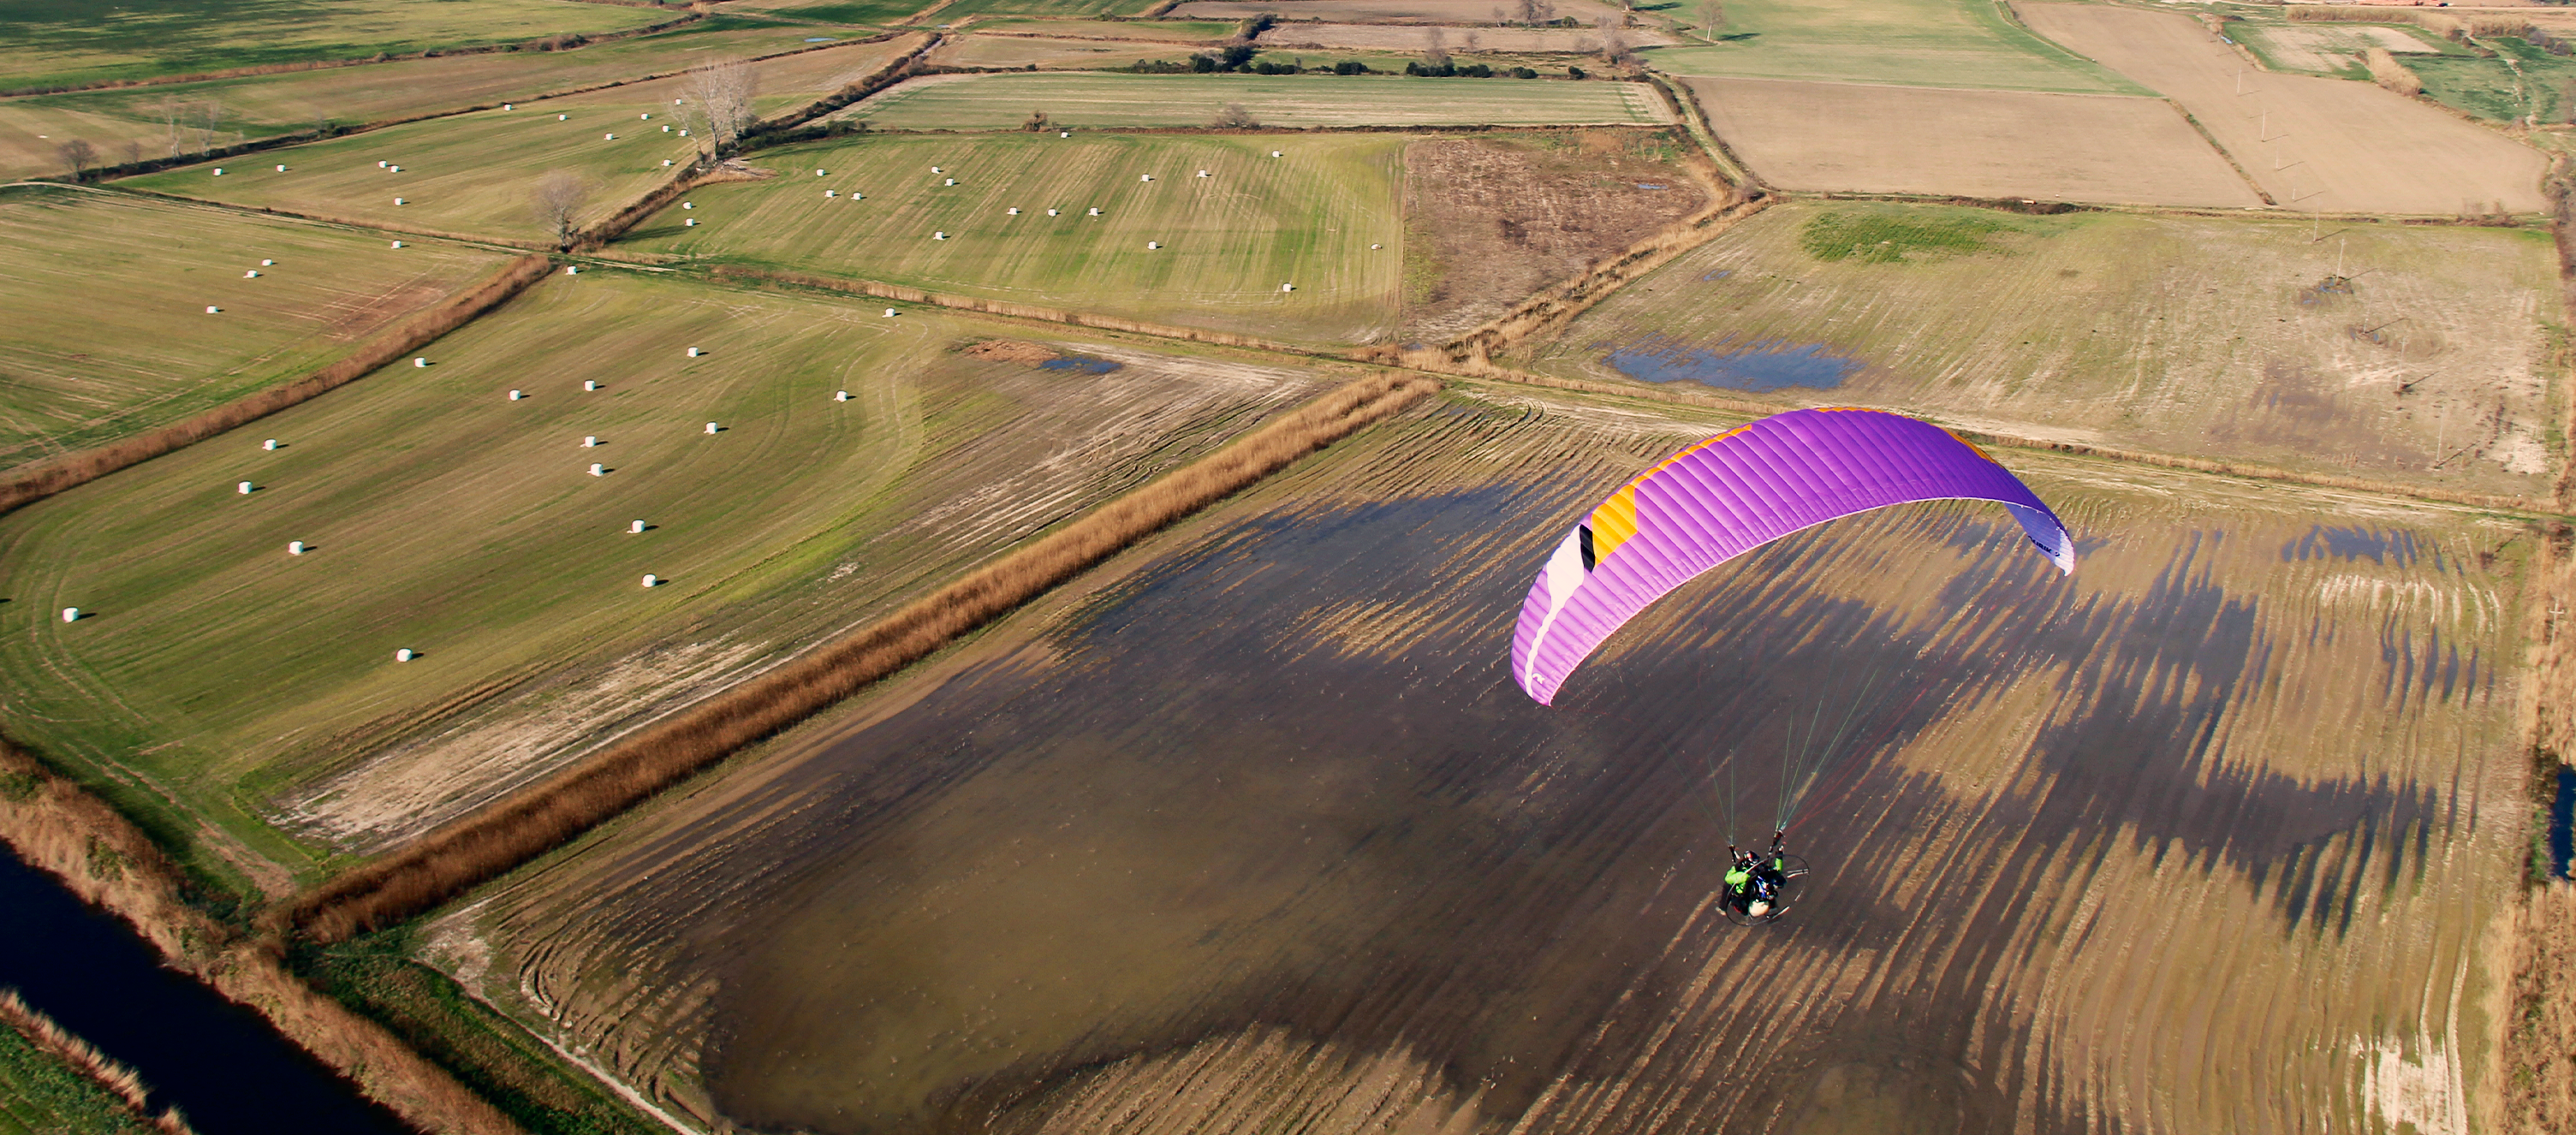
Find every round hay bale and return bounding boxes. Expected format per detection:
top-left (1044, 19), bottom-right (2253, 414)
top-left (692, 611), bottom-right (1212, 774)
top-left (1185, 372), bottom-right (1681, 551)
top-left (704, 421), bottom-right (719, 434)
top-left (630, 520), bottom-right (646, 533)
top-left (205, 305), bottom-right (220, 313)
top-left (1008, 207), bottom-right (1020, 215)
top-left (566, 265), bottom-right (580, 275)
top-left (289, 540), bottom-right (305, 556)
top-left (584, 380), bottom-right (597, 391)
top-left (391, 240), bottom-right (403, 248)
top-left (835, 390), bottom-right (850, 401)
top-left (583, 436), bottom-right (597, 447)
top-left (509, 389), bottom-right (524, 401)
top-left (260, 258), bottom-right (274, 265)
top-left (933, 231), bottom-right (947, 240)
top-left (589, 462), bottom-right (604, 476)
top-left (276, 164), bottom-right (288, 172)
top-left (687, 347), bottom-right (700, 357)
top-left (641, 573), bottom-right (657, 587)
top-left (212, 167), bottom-right (223, 175)
top-left (61, 608), bottom-right (79, 623)
top-left (237, 480), bottom-right (253, 494)
top-left (263, 439), bottom-right (277, 450)
top-left (413, 357), bottom-right (427, 367)
top-left (396, 648), bottom-right (413, 662)
top-left (393, 197), bottom-right (405, 205)
top-left (245, 270), bottom-right (259, 278)
top-left (685, 218), bottom-right (697, 227)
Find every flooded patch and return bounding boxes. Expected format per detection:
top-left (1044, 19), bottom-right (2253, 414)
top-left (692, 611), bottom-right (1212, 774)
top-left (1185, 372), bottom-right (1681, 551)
top-left (2282, 525), bottom-right (2424, 568)
top-left (1038, 355), bottom-right (1121, 374)
top-left (1602, 332), bottom-right (1861, 392)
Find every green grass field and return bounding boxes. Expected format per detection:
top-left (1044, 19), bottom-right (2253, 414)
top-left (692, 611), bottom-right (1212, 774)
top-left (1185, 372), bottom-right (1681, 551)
top-left (840, 71), bottom-right (1673, 128)
top-left (0, 0), bottom-right (673, 92)
top-left (1642, 0), bottom-right (2147, 93)
top-left (0, 21), bottom-right (882, 180)
top-left (624, 132), bottom-right (1404, 342)
top-left (0, 268), bottom-right (1329, 888)
top-left (1524, 199), bottom-right (2561, 495)
top-left (0, 1024), bottom-right (147, 1135)
top-left (118, 41), bottom-right (910, 241)
top-left (962, 17), bottom-right (1236, 39)
top-left (0, 187), bottom-right (507, 473)
top-left (931, 0), bottom-right (1168, 21)
top-left (2413, 38), bottom-right (2576, 122)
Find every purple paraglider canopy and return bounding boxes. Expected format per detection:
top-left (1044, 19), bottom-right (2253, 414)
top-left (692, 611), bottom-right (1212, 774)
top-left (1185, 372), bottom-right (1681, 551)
top-left (1511, 407), bottom-right (2073, 705)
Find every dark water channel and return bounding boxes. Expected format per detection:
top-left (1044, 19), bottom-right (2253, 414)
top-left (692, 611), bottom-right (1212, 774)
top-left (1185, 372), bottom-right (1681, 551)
top-left (0, 850), bottom-right (412, 1135)
top-left (2552, 766), bottom-right (2574, 881)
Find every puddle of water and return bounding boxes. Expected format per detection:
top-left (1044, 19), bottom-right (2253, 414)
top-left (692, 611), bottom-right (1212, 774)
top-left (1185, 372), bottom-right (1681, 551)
top-left (2553, 767), bottom-right (2573, 881)
top-left (1038, 356), bottom-right (1121, 374)
top-left (1602, 334), bottom-right (1859, 393)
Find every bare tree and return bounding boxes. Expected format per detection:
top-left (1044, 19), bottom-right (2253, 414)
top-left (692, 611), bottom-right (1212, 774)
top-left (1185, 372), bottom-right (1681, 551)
top-left (1425, 26), bottom-right (1451, 68)
top-left (1596, 15), bottom-right (1630, 66)
top-left (120, 139), bottom-right (142, 168)
top-left (156, 96), bottom-right (187, 157)
top-left (1211, 101), bottom-right (1260, 128)
top-left (1463, 29), bottom-right (1482, 52)
top-left (195, 99), bottom-right (227, 156)
top-left (1698, 0), bottom-right (1724, 39)
top-left (56, 139), bottom-right (97, 181)
top-left (683, 59), bottom-right (757, 157)
top-left (531, 169), bottom-right (593, 249)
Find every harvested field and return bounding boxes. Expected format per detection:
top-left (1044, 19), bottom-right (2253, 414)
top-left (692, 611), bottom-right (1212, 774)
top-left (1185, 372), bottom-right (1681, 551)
top-left (117, 39), bottom-right (917, 242)
top-left (836, 71), bottom-right (1675, 128)
top-left (1400, 132), bottom-right (1711, 341)
top-left (1639, 0), bottom-right (2144, 95)
top-left (0, 187), bottom-right (508, 475)
top-left (0, 0), bottom-right (672, 92)
top-left (1522, 200), bottom-right (2561, 497)
top-left (0, 21), bottom-right (880, 181)
top-left (2237, 21), bottom-right (2444, 75)
top-left (925, 33), bottom-right (1189, 69)
top-left (1254, 22), bottom-right (1680, 51)
top-left (1169, 0), bottom-right (1627, 26)
top-left (931, 0), bottom-right (1169, 20)
top-left (1687, 76), bottom-right (2259, 207)
top-left (0, 269), bottom-right (1330, 884)
top-left (963, 18), bottom-right (1238, 39)
top-left (2020, 3), bottom-right (2549, 215)
top-left (623, 132), bottom-right (1406, 343)
top-left (435, 387), bottom-right (2529, 1135)
top-left (712, 0), bottom-right (938, 25)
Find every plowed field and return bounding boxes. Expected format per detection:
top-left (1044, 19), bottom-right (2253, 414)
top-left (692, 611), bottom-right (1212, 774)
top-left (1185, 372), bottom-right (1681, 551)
top-left (2020, 3), bottom-right (2548, 216)
top-left (428, 387), bottom-right (2529, 1135)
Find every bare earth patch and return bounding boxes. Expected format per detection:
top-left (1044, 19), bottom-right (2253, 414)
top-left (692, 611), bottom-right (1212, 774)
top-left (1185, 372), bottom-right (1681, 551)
top-left (1401, 133), bottom-right (1710, 341)
top-left (1688, 76), bottom-right (2261, 207)
top-left (2246, 23), bottom-right (2438, 74)
top-left (2021, 3), bottom-right (2548, 215)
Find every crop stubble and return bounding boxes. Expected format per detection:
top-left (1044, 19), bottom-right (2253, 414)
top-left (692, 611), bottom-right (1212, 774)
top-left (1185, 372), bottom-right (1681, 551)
top-left (1526, 201), bottom-right (2561, 498)
top-left (2019, 3), bottom-right (2548, 216)
top-left (836, 72), bottom-right (1675, 130)
top-left (428, 389), bottom-right (2525, 1134)
top-left (0, 190), bottom-right (509, 475)
top-left (1687, 77), bottom-right (2262, 207)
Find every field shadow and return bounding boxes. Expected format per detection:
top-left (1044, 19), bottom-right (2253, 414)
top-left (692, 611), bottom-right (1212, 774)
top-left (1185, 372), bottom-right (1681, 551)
top-left (680, 486), bottom-right (2460, 1134)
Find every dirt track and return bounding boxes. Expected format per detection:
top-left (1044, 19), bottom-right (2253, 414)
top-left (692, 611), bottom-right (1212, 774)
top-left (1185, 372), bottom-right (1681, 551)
top-left (431, 390), bottom-right (2526, 1135)
top-left (1687, 76), bottom-right (2261, 207)
top-left (2021, 3), bottom-right (2548, 215)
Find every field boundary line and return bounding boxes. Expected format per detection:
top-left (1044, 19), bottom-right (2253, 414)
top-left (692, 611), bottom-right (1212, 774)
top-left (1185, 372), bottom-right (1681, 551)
top-left (702, 264), bottom-right (1315, 352)
top-left (0, 737), bottom-right (527, 1135)
top-left (0, 12), bottom-right (706, 99)
top-left (286, 371), bottom-right (1443, 942)
top-left (0, 253), bottom-right (554, 518)
top-left (2165, 97), bottom-right (2278, 206)
top-left (1647, 72), bottom-right (1758, 194)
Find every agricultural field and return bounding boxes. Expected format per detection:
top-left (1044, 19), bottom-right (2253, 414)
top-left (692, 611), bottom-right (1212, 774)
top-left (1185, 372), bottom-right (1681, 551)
top-left (1399, 132), bottom-right (1712, 341)
top-left (432, 388), bottom-right (2528, 1135)
top-left (1254, 22), bottom-right (1681, 52)
top-left (2020, 3), bottom-right (2550, 215)
top-left (0, 269), bottom-right (1332, 889)
top-left (711, 0), bottom-right (939, 25)
top-left (934, 0), bottom-right (1169, 21)
top-left (1520, 200), bottom-right (2562, 498)
top-left (2411, 37), bottom-right (2576, 124)
top-left (1170, 0), bottom-right (1627, 26)
top-left (621, 132), bottom-right (1405, 343)
top-left (1638, 0), bottom-right (2145, 94)
top-left (0, 188), bottom-right (508, 474)
top-left (926, 34), bottom-right (1196, 70)
top-left (962, 18), bottom-right (1239, 39)
top-left (1687, 77), bottom-right (2259, 207)
top-left (2233, 21), bottom-right (2448, 78)
top-left (836, 71), bottom-right (1674, 128)
top-left (118, 39), bottom-right (918, 243)
top-left (0, 21), bottom-right (887, 181)
top-left (0, 0), bottom-right (674, 93)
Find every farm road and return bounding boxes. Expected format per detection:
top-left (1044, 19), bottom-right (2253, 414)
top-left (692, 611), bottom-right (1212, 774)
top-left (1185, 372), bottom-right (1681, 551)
top-left (448, 397), bottom-right (2522, 1134)
top-left (2021, 3), bottom-right (2548, 216)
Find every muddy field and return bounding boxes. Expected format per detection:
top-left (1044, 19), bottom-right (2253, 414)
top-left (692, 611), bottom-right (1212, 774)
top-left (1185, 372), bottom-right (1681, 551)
top-left (1688, 77), bottom-right (2259, 207)
top-left (431, 388), bottom-right (2526, 1134)
top-left (1525, 200), bottom-right (2561, 498)
top-left (2021, 3), bottom-right (2549, 216)
top-left (2239, 22), bottom-right (2441, 75)
top-left (1400, 133), bottom-right (1710, 342)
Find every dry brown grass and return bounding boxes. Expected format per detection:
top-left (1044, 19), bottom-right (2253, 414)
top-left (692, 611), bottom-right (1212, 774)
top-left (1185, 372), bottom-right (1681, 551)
top-left (0, 739), bottom-right (524, 1133)
top-left (0, 989), bottom-right (198, 1133)
top-left (291, 371), bottom-right (1442, 942)
top-left (0, 253), bottom-right (553, 520)
top-left (0, 14), bottom-right (704, 98)
top-left (2287, 5), bottom-right (2526, 40)
top-left (2364, 46), bottom-right (2424, 97)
